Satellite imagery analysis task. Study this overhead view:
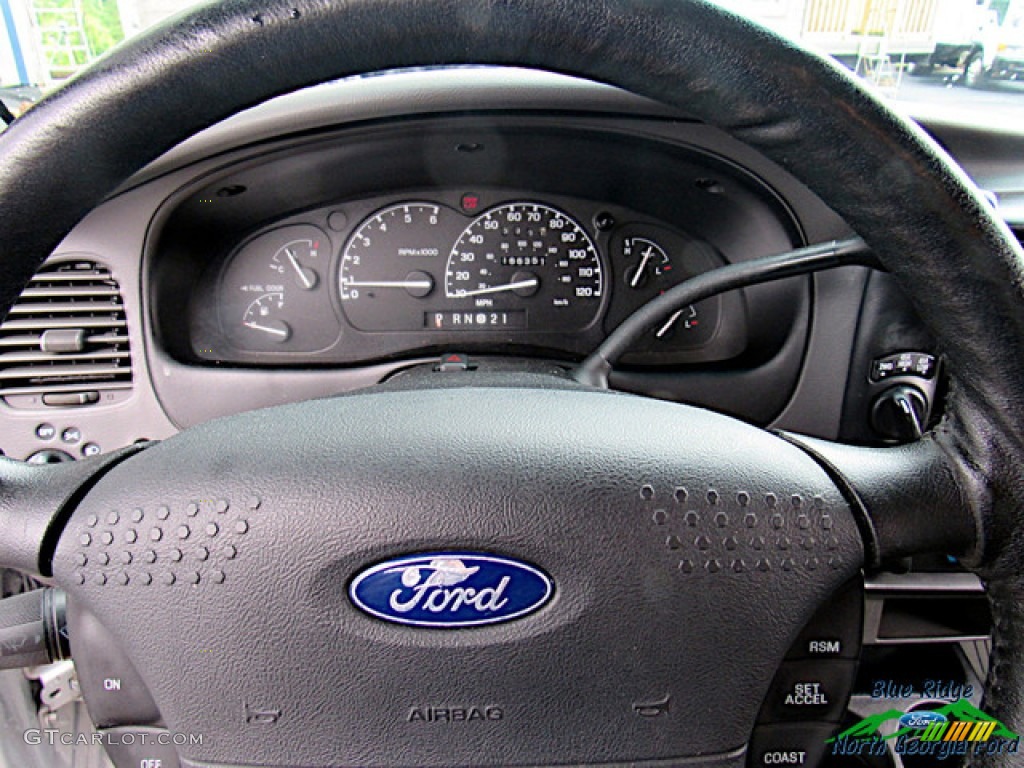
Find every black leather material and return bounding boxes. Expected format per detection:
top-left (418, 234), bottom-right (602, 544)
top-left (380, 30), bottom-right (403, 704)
top-left (979, 577), bottom-right (1024, 761)
top-left (778, 434), bottom-right (976, 566)
top-left (0, 446), bottom-right (145, 575)
top-left (1, 0), bottom-right (1023, 762)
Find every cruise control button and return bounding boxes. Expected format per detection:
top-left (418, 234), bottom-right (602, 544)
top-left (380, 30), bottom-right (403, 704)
top-left (99, 727), bottom-right (180, 768)
top-left (748, 723), bottom-right (837, 767)
top-left (759, 661), bottom-right (856, 723)
top-left (786, 579), bottom-right (862, 660)
top-left (68, 606), bottom-right (161, 727)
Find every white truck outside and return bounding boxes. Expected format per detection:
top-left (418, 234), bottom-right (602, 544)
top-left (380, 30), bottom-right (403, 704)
top-left (924, 0), bottom-right (1024, 87)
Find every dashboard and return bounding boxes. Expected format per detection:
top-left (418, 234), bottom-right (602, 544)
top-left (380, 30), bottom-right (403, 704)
top-left (7, 67), bottom-right (1022, 448)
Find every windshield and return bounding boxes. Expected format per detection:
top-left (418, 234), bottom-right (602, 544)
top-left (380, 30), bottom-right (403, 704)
top-left (3, 0), bottom-right (1024, 126)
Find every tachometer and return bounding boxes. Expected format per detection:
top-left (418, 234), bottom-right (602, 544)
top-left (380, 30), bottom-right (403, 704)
top-left (444, 202), bottom-right (603, 331)
top-left (340, 202), bottom-right (459, 331)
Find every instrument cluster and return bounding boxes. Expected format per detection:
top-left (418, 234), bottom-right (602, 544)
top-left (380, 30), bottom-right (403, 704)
top-left (192, 188), bottom-right (746, 366)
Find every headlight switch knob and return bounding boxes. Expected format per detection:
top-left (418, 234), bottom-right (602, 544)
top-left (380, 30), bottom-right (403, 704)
top-left (871, 384), bottom-right (928, 442)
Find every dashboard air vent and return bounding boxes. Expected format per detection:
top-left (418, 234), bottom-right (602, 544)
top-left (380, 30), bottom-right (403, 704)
top-left (0, 260), bottom-right (132, 406)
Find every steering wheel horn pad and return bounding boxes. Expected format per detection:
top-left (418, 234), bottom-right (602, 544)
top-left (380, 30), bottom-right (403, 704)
top-left (56, 387), bottom-right (862, 767)
top-left (1, 0), bottom-right (1024, 765)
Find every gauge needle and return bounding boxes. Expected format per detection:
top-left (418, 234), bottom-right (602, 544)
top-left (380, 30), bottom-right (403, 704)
top-left (455, 278), bottom-right (539, 298)
top-left (284, 248), bottom-right (315, 290)
top-left (344, 280), bottom-right (433, 289)
top-left (655, 308), bottom-right (685, 338)
top-left (244, 321), bottom-right (289, 338)
top-left (630, 247), bottom-right (654, 288)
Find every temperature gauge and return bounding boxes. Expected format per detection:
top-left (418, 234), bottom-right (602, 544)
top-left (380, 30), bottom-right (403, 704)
top-left (271, 239), bottom-right (320, 291)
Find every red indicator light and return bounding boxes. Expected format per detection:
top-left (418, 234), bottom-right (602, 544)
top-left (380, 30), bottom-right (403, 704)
top-left (461, 194), bottom-right (480, 211)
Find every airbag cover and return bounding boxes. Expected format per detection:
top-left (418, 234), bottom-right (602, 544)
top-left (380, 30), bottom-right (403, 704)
top-left (54, 386), bottom-right (861, 767)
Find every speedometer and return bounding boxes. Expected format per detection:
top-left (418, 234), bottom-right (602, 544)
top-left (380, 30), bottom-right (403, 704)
top-left (444, 202), bottom-right (603, 331)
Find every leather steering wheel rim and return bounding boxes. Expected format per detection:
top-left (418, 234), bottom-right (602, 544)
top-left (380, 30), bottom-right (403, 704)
top-left (2, 0), bottom-right (1024, 765)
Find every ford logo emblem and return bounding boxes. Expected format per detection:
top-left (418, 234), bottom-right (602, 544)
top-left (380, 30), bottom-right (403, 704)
top-left (349, 553), bottom-right (553, 627)
top-left (899, 711), bottom-right (948, 730)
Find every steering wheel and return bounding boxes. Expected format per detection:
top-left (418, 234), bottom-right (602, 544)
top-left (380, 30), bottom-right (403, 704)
top-left (2, 1), bottom-right (1023, 766)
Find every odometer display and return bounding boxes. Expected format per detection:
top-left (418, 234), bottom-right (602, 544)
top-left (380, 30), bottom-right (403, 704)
top-left (445, 202), bottom-right (603, 331)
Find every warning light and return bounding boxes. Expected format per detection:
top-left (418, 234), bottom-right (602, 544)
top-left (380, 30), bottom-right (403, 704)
top-left (461, 194), bottom-right (481, 212)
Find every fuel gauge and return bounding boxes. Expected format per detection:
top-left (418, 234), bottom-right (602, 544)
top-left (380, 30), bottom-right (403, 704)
top-left (242, 292), bottom-right (291, 342)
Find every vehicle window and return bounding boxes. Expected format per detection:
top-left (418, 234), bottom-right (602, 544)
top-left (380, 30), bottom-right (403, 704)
top-left (2, 0), bottom-right (1023, 130)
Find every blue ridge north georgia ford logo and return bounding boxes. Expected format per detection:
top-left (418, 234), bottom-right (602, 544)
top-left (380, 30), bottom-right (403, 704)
top-left (349, 553), bottom-right (553, 627)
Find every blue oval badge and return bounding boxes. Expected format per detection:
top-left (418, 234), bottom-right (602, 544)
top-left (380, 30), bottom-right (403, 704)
top-left (349, 553), bottom-right (553, 627)
top-left (899, 711), bottom-right (948, 730)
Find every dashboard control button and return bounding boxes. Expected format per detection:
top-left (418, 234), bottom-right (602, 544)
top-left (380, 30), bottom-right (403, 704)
top-left (871, 352), bottom-right (935, 381)
top-left (748, 722), bottom-right (837, 767)
top-left (68, 607), bottom-right (162, 727)
top-left (27, 449), bottom-right (73, 464)
top-left (99, 728), bottom-right (180, 768)
top-left (35, 423), bottom-right (56, 440)
top-left (871, 385), bottom-right (928, 442)
top-left (62, 426), bottom-right (82, 444)
top-left (40, 328), bottom-right (86, 354)
top-left (82, 442), bottom-right (101, 457)
top-left (759, 661), bottom-right (856, 723)
top-left (435, 353), bottom-right (476, 372)
top-left (42, 391), bottom-right (100, 406)
top-left (786, 579), bottom-right (863, 660)
top-left (593, 211), bottom-right (615, 231)
top-left (327, 210), bottom-right (348, 231)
